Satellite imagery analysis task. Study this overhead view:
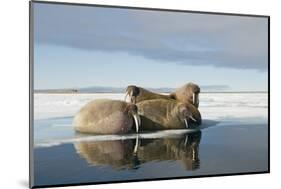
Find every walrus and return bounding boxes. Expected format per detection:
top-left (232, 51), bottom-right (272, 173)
top-left (73, 99), bottom-right (141, 134)
top-left (136, 99), bottom-right (201, 131)
top-left (125, 82), bottom-right (200, 108)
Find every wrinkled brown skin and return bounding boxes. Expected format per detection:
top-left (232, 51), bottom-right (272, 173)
top-left (126, 82), bottom-right (200, 108)
top-left (73, 131), bottom-right (201, 170)
top-left (137, 99), bottom-right (201, 131)
top-left (73, 99), bottom-right (138, 134)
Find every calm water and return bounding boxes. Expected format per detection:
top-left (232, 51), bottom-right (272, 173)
top-left (32, 116), bottom-right (268, 187)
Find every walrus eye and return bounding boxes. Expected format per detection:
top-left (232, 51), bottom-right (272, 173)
top-left (181, 107), bottom-right (188, 117)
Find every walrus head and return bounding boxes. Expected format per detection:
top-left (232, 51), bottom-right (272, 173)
top-left (189, 83), bottom-right (200, 108)
top-left (177, 104), bottom-right (198, 129)
top-left (125, 85), bottom-right (140, 104)
top-left (171, 82), bottom-right (200, 108)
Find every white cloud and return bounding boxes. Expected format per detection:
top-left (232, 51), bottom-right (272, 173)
top-left (33, 2), bottom-right (268, 70)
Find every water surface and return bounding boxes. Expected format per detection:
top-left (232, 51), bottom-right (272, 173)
top-left (32, 93), bottom-right (268, 187)
top-left (33, 117), bottom-right (268, 186)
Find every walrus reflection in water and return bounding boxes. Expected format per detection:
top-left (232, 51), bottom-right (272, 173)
top-left (74, 140), bottom-right (138, 169)
top-left (125, 82), bottom-right (200, 108)
top-left (73, 131), bottom-right (201, 170)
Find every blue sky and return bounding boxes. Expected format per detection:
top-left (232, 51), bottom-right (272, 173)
top-left (33, 2), bottom-right (268, 91)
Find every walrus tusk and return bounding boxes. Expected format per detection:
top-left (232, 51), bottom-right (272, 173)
top-left (130, 90), bottom-right (134, 103)
top-left (193, 93), bottom-right (195, 104)
top-left (184, 118), bottom-right (189, 128)
top-left (192, 147), bottom-right (196, 160)
top-left (137, 114), bottom-right (141, 127)
top-left (124, 91), bottom-right (129, 102)
top-left (133, 114), bottom-right (140, 133)
top-left (184, 135), bottom-right (189, 146)
top-left (133, 135), bottom-right (139, 154)
top-left (124, 90), bottom-right (134, 103)
top-left (189, 115), bottom-right (197, 122)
